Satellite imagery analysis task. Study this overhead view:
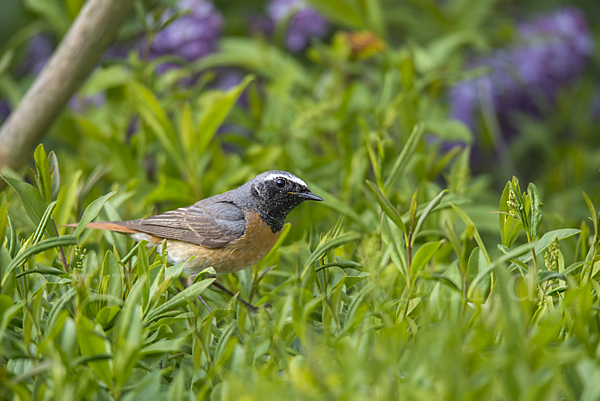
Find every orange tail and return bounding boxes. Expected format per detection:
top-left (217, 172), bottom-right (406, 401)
top-left (64, 222), bottom-right (141, 234)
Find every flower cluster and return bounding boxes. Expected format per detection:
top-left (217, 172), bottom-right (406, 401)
top-left (265, 0), bottom-right (329, 52)
top-left (450, 7), bottom-right (594, 134)
top-left (150, 0), bottom-right (223, 63)
top-left (0, 100), bottom-right (10, 123)
top-left (544, 236), bottom-right (560, 271)
top-left (507, 189), bottom-right (519, 217)
top-left (20, 34), bottom-right (54, 76)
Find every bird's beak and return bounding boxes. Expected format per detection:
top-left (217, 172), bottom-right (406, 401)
top-left (289, 192), bottom-right (323, 201)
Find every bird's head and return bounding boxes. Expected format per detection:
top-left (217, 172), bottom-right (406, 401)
top-left (248, 170), bottom-right (322, 232)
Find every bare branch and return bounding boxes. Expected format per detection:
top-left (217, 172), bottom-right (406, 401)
top-left (0, 0), bottom-right (135, 189)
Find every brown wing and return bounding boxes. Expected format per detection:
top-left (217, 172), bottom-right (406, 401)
top-left (108, 201), bottom-right (246, 248)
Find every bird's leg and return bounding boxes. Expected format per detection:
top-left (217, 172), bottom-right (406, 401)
top-left (186, 273), bottom-right (196, 287)
top-left (184, 273), bottom-right (212, 312)
top-left (211, 280), bottom-right (259, 313)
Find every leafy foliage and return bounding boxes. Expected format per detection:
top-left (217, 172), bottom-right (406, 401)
top-left (1, 0), bottom-right (600, 399)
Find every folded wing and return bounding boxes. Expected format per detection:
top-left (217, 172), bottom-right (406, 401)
top-left (101, 201), bottom-right (246, 248)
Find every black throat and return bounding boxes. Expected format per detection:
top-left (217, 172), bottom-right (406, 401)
top-left (258, 210), bottom-right (288, 233)
top-left (250, 187), bottom-right (303, 233)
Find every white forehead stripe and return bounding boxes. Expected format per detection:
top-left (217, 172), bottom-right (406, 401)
top-left (264, 172), bottom-right (307, 187)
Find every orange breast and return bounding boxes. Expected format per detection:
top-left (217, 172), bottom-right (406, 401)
top-left (164, 211), bottom-right (281, 274)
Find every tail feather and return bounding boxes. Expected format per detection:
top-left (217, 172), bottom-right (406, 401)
top-left (64, 221), bottom-right (141, 234)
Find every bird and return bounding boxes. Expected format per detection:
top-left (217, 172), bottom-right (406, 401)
top-left (75, 171), bottom-right (322, 279)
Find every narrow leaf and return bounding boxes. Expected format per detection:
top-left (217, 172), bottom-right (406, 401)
top-left (74, 192), bottom-right (116, 238)
top-left (410, 240), bottom-right (444, 278)
top-left (384, 122), bottom-right (425, 191)
top-left (2, 236), bottom-right (77, 287)
top-left (366, 180), bottom-right (406, 233)
top-left (2, 176), bottom-right (55, 237)
top-left (34, 144), bottom-right (52, 204)
top-left (450, 203), bottom-right (491, 264)
top-left (144, 278), bottom-right (215, 323)
top-left (197, 75), bottom-right (254, 156)
top-left (413, 189), bottom-right (448, 240)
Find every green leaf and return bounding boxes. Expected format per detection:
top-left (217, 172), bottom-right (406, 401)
top-left (7, 213), bottom-right (19, 257)
top-left (197, 75), bottom-right (254, 156)
top-left (148, 260), bottom-right (188, 309)
top-left (425, 120), bottom-right (473, 143)
top-left (1, 176), bottom-right (55, 237)
top-left (519, 229), bottom-right (581, 264)
top-left (76, 316), bottom-right (113, 388)
top-left (498, 181), bottom-right (523, 247)
top-left (302, 232), bottom-right (362, 279)
top-left (413, 189), bottom-right (448, 241)
top-left (357, 0), bottom-right (384, 36)
top-left (55, 170), bottom-right (81, 229)
top-left (2, 236), bottom-right (77, 287)
top-left (366, 180), bottom-right (406, 233)
top-left (34, 144), bottom-right (52, 205)
top-left (0, 50), bottom-right (14, 78)
top-left (384, 122), bottom-right (425, 191)
top-left (315, 257), bottom-right (364, 272)
top-left (145, 175), bottom-right (194, 205)
top-left (179, 101), bottom-right (194, 153)
top-left (468, 242), bottom-right (535, 296)
top-left (450, 203), bottom-right (491, 264)
top-left (128, 81), bottom-right (184, 171)
top-left (24, 0), bottom-right (70, 33)
top-left (306, 0), bottom-right (364, 28)
top-left (527, 183), bottom-right (543, 240)
top-left (583, 191), bottom-right (598, 237)
top-left (31, 201), bottom-right (57, 245)
top-left (411, 240), bottom-right (444, 278)
top-left (408, 189), bottom-right (418, 233)
top-left (95, 305), bottom-right (121, 329)
top-left (141, 336), bottom-right (188, 355)
top-left (0, 203), bottom-right (7, 248)
top-left (48, 151), bottom-right (60, 201)
top-left (74, 192), bottom-right (116, 238)
top-left (420, 272), bottom-right (461, 294)
top-left (383, 220), bottom-right (408, 279)
top-left (104, 251), bottom-right (123, 307)
top-left (15, 264), bottom-right (65, 278)
top-left (46, 288), bottom-right (76, 335)
top-left (144, 278), bottom-right (215, 323)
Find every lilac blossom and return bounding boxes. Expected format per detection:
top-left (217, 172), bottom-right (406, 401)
top-left (150, 0), bottom-right (223, 64)
top-left (267, 0), bottom-right (328, 52)
top-left (69, 93), bottom-right (107, 114)
top-left (20, 34), bottom-right (54, 76)
top-left (0, 100), bottom-right (10, 124)
top-left (450, 7), bottom-right (594, 135)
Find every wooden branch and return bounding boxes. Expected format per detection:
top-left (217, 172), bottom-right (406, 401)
top-left (0, 0), bottom-right (135, 190)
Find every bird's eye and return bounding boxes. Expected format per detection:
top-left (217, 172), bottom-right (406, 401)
top-left (276, 178), bottom-right (286, 188)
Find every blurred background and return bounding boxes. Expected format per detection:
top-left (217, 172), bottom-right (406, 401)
top-left (2, 1), bottom-right (600, 398)
top-left (0, 0), bottom-right (599, 239)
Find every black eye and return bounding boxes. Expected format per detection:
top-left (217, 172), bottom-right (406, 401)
top-left (276, 178), bottom-right (286, 188)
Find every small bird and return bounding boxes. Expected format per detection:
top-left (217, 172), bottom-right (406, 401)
top-left (78, 171), bottom-right (322, 277)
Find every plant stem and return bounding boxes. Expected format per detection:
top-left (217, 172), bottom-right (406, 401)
top-left (53, 218), bottom-right (70, 273)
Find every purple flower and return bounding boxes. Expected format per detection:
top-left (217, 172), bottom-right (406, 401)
top-left (20, 34), bottom-right (54, 76)
top-left (0, 100), bottom-right (11, 123)
top-left (150, 0), bottom-right (223, 64)
top-left (450, 7), bottom-right (594, 135)
top-left (247, 15), bottom-right (275, 36)
top-left (104, 38), bottom-right (143, 61)
top-left (69, 93), bottom-right (106, 114)
top-left (267, 0), bottom-right (328, 52)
